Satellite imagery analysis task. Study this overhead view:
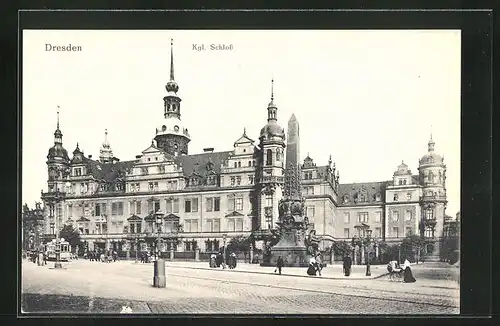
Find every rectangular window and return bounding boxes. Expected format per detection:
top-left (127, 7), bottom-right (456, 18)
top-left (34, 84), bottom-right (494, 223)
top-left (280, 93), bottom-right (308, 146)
top-left (154, 182), bottom-right (159, 191)
top-left (206, 198), bottom-right (213, 212)
top-left (236, 176), bottom-right (241, 186)
top-left (214, 197), bottom-right (220, 211)
top-left (375, 227), bottom-right (381, 238)
top-left (393, 227), bottom-right (399, 238)
top-left (149, 182), bottom-right (154, 191)
top-left (310, 187), bottom-right (315, 195)
top-left (236, 197), bottom-right (243, 211)
top-left (117, 202), bottom-right (123, 215)
top-left (137, 223), bottom-right (142, 233)
top-left (191, 220), bottom-right (198, 233)
top-left (166, 199), bottom-right (173, 213)
top-left (154, 201), bottom-right (160, 212)
top-left (230, 177), bottom-right (235, 186)
top-left (228, 196), bottom-right (235, 211)
top-left (130, 224), bottom-right (135, 233)
top-left (185, 200), bottom-right (191, 213)
top-left (207, 220), bottom-right (213, 232)
top-left (358, 212), bottom-right (368, 223)
top-left (136, 201), bottom-right (141, 214)
top-left (344, 228), bottom-right (350, 238)
top-left (235, 218), bottom-right (243, 231)
top-left (173, 199), bottom-right (179, 213)
top-left (265, 195), bottom-right (272, 208)
top-left (213, 219), bottom-right (220, 232)
top-left (307, 206), bottom-right (315, 217)
top-left (405, 210), bottom-right (412, 221)
top-left (344, 212), bottom-right (350, 223)
top-left (392, 210), bottom-right (399, 221)
top-left (135, 183), bottom-right (140, 192)
top-left (95, 204), bottom-right (100, 216)
top-left (192, 198), bottom-right (199, 212)
top-left (248, 175), bottom-right (254, 185)
top-left (374, 212), bottom-right (381, 223)
top-left (228, 219), bottom-right (235, 232)
top-left (148, 201), bottom-right (153, 213)
top-left (112, 203), bottom-right (117, 215)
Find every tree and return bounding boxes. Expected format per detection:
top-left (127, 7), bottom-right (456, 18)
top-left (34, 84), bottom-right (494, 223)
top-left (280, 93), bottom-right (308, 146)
top-left (59, 225), bottom-right (82, 254)
top-left (401, 234), bottom-right (426, 263)
top-left (332, 240), bottom-right (352, 259)
top-left (227, 235), bottom-right (252, 254)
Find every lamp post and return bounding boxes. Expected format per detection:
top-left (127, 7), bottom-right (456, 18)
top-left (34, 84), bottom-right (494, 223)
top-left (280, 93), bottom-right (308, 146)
top-left (365, 229), bottom-right (373, 276)
top-left (153, 210), bottom-right (166, 288)
top-left (155, 211), bottom-right (163, 260)
top-left (47, 189), bottom-right (64, 269)
top-left (222, 234), bottom-right (227, 269)
top-left (135, 234), bottom-right (139, 264)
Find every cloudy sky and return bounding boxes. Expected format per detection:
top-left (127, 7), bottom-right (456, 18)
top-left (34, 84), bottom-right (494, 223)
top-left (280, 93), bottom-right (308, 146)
top-left (22, 29), bottom-right (461, 216)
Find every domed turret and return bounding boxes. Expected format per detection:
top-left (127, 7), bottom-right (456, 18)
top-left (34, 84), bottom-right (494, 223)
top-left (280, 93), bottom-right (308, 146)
top-left (155, 38), bottom-right (191, 156)
top-left (419, 135), bottom-right (444, 166)
top-left (259, 79), bottom-right (285, 141)
top-left (47, 110), bottom-right (69, 162)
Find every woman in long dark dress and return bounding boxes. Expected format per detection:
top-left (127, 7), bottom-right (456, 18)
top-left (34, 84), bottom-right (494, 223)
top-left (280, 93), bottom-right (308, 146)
top-left (403, 266), bottom-right (416, 283)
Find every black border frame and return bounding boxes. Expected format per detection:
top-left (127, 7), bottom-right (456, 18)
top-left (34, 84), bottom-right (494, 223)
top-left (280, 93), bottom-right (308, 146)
top-left (6, 8), bottom-right (493, 322)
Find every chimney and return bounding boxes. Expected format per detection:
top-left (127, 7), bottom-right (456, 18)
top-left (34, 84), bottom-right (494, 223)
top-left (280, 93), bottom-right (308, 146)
top-left (135, 155), bottom-right (142, 159)
top-left (203, 147), bottom-right (214, 153)
top-left (88, 155), bottom-right (92, 159)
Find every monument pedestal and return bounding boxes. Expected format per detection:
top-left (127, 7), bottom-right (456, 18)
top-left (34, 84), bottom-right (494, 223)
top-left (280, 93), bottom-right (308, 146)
top-left (260, 229), bottom-right (310, 267)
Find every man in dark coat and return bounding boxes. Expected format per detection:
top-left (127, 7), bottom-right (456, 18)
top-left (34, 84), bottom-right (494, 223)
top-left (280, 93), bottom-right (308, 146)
top-left (275, 256), bottom-right (284, 275)
top-left (343, 254), bottom-right (352, 276)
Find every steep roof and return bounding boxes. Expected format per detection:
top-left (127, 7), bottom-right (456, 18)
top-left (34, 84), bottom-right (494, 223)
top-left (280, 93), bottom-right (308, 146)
top-left (85, 158), bottom-right (136, 182)
top-left (338, 181), bottom-right (390, 205)
top-left (175, 151), bottom-right (233, 177)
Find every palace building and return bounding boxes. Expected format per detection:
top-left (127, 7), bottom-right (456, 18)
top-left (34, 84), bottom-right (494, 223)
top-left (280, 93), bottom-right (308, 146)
top-left (40, 41), bottom-right (450, 259)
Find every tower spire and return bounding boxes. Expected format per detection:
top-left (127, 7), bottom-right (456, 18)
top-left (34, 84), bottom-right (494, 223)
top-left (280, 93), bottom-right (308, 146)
top-left (57, 106), bottom-right (60, 130)
top-left (170, 38), bottom-right (175, 81)
top-left (271, 78), bottom-right (274, 101)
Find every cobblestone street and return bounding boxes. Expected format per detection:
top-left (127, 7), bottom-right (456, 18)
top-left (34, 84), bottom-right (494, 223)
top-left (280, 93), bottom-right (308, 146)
top-left (21, 259), bottom-right (459, 314)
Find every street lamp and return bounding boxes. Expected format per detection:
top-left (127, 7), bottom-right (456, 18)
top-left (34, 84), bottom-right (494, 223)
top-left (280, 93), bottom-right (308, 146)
top-left (222, 234), bottom-right (227, 269)
top-left (135, 233), bottom-right (140, 264)
top-left (155, 211), bottom-right (164, 260)
top-left (365, 229), bottom-right (373, 276)
top-left (48, 189), bottom-right (64, 269)
top-left (153, 210), bottom-right (166, 288)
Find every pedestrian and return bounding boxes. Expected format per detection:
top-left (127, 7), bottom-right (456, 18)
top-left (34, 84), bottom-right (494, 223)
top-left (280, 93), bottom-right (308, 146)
top-left (307, 256), bottom-right (317, 276)
top-left (403, 258), bottom-right (416, 283)
top-left (275, 256), bottom-right (284, 275)
top-left (113, 250), bottom-right (117, 262)
top-left (315, 253), bottom-right (323, 276)
top-left (343, 254), bottom-right (352, 277)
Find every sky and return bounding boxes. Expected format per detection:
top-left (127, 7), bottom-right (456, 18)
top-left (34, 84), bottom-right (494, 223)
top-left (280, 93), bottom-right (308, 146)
top-left (22, 29), bottom-right (461, 216)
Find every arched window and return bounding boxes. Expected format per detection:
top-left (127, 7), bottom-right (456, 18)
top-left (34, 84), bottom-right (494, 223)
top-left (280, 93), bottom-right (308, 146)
top-left (403, 179), bottom-right (407, 185)
top-left (248, 161), bottom-right (252, 167)
top-left (428, 171), bottom-right (434, 183)
top-left (276, 149), bottom-right (281, 161)
top-left (266, 149), bottom-right (273, 166)
top-left (399, 180), bottom-right (403, 185)
top-left (238, 161), bottom-right (241, 168)
top-left (234, 162), bottom-right (237, 168)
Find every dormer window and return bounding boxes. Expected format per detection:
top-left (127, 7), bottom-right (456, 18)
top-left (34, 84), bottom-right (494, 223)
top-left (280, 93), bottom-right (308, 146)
top-left (74, 168), bottom-right (82, 176)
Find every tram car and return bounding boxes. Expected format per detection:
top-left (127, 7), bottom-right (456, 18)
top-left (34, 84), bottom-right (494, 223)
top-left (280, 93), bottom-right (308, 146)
top-left (44, 238), bottom-right (72, 261)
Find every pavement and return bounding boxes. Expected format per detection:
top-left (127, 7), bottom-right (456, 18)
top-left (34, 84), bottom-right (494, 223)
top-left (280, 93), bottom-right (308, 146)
top-left (21, 259), bottom-right (460, 315)
top-left (163, 261), bottom-right (391, 280)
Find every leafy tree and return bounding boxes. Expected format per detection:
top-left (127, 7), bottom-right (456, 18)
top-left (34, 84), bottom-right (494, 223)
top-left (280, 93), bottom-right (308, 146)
top-left (332, 240), bottom-right (352, 258)
top-left (401, 234), bottom-right (426, 263)
top-left (58, 224), bottom-right (82, 254)
top-left (226, 235), bottom-right (252, 253)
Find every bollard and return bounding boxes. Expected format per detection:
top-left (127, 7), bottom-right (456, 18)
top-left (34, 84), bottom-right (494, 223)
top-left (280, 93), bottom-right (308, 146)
top-left (195, 248), bottom-right (200, 262)
top-left (153, 258), bottom-right (166, 288)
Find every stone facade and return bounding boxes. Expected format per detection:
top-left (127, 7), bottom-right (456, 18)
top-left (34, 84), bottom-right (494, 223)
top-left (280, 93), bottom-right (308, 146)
top-left (39, 41), bottom-right (450, 258)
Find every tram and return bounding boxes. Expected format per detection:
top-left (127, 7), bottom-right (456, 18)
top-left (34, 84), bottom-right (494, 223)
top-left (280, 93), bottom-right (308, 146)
top-left (44, 238), bottom-right (72, 261)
